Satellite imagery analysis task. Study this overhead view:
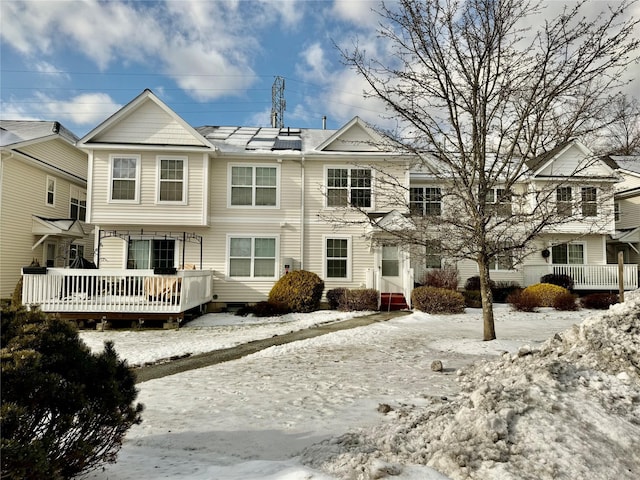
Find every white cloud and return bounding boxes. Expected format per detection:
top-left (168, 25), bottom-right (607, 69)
top-left (296, 43), bottom-right (331, 83)
top-left (331, 0), bottom-right (381, 28)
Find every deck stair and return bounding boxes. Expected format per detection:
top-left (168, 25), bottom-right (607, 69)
top-left (380, 292), bottom-right (409, 311)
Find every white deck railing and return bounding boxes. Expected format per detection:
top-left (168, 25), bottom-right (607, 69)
top-left (523, 264), bottom-right (638, 290)
top-left (21, 268), bottom-right (214, 314)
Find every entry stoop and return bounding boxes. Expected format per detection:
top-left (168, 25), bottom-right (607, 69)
top-left (380, 292), bottom-right (409, 311)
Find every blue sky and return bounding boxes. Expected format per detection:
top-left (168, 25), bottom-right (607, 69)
top-left (1, 0), bottom-right (638, 137)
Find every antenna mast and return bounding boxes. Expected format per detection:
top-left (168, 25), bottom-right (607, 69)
top-left (271, 76), bottom-right (285, 128)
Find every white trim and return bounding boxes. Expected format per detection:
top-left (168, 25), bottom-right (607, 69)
top-left (227, 163), bottom-right (280, 209)
top-left (550, 241), bottom-right (587, 265)
top-left (323, 165), bottom-right (374, 210)
top-left (69, 184), bottom-right (87, 221)
top-left (225, 234), bottom-right (280, 280)
top-left (322, 235), bottom-right (352, 281)
top-left (108, 154), bottom-right (141, 203)
top-left (155, 155), bottom-right (188, 205)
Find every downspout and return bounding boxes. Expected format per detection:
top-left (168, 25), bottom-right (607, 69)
top-left (300, 156), bottom-right (305, 270)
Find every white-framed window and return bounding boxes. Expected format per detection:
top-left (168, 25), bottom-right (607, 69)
top-left (68, 244), bottom-right (85, 265)
top-left (157, 156), bottom-right (187, 203)
top-left (486, 188), bottom-right (512, 216)
top-left (552, 243), bottom-right (584, 264)
top-left (381, 245), bottom-right (399, 276)
top-left (324, 236), bottom-right (351, 279)
top-left (70, 185), bottom-right (87, 221)
top-left (410, 187), bottom-right (441, 215)
top-left (46, 176), bottom-right (56, 206)
top-left (614, 202), bottom-right (621, 222)
top-left (127, 239), bottom-right (175, 269)
top-left (110, 154), bottom-right (140, 202)
top-left (326, 167), bottom-right (372, 208)
top-left (556, 186), bottom-right (573, 216)
top-left (227, 236), bottom-right (278, 278)
top-left (229, 165), bottom-right (279, 207)
top-left (581, 187), bottom-right (597, 217)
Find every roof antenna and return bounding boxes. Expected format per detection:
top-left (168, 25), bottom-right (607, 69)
top-left (271, 76), bottom-right (285, 128)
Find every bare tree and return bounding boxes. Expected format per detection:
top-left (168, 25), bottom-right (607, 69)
top-left (338, 0), bottom-right (639, 340)
top-left (597, 94), bottom-right (640, 155)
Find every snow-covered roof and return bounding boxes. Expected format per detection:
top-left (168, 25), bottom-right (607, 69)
top-left (0, 120), bottom-right (78, 147)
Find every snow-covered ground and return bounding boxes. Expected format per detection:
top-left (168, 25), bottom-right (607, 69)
top-left (78, 297), bottom-right (640, 480)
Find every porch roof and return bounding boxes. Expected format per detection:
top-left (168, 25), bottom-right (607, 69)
top-left (31, 216), bottom-right (86, 249)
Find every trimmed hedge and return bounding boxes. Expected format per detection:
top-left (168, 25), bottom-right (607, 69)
top-left (268, 270), bottom-right (324, 313)
top-left (553, 291), bottom-right (580, 311)
top-left (580, 293), bottom-right (618, 309)
top-left (521, 283), bottom-right (570, 307)
top-left (464, 276), bottom-right (497, 292)
top-left (507, 289), bottom-right (539, 312)
top-left (463, 290), bottom-right (482, 308)
top-left (422, 266), bottom-right (459, 291)
top-left (341, 289), bottom-right (379, 311)
top-left (412, 286), bottom-right (465, 314)
top-left (326, 288), bottom-right (348, 310)
top-left (235, 301), bottom-right (290, 317)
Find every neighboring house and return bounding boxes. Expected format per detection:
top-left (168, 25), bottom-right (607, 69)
top-left (606, 155), bottom-right (640, 267)
top-left (18, 90), bottom-right (638, 320)
top-left (0, 120), bottom-right (93, 300)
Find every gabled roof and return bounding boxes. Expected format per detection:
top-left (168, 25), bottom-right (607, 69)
top-left (526, 139), bottom-right (618, 179)
top-left (315, 116), bottom-right (392, 152)
top-left (0, 120), bottom-right (78, 148)
top-left (78, 89), bottom-right (214, 149)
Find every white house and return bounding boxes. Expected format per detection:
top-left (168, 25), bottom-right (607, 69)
top-left (18, 90), bottom-right (638, 321)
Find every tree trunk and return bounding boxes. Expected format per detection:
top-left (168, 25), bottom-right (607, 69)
top-left (478, 257), bottom-right (496, 341)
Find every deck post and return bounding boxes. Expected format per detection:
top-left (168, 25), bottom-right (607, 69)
top-left (618, 252), bottom-right (625, 303)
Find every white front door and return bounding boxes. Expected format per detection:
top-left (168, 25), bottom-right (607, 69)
top-left (380, 244), bottom-right (403, 292)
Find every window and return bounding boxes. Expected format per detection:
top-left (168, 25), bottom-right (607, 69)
top-left (228, 236), bottom-right (276, 277)
top-left (381, 245), bottom-right (399, 276)
top-left (424, 241), bottom-right (442, 269)
top-left (581, 187), bottom-right (597, 217)
top-left (615, 202), bottom-right (620, 222)
top-left (552, 243), bottom-right (584, 264)
top-left (127, 239), bottom-right (175, 269)
top-left (556, 187), bottom-right (573, 216)
top-left (410, 187), bottom-right (441, 215)
top-left (111, 155), bottom-right (140, 201)
top-left (68, 244), bottom-right (85, 265)
top-left (70, 186), bottom-right (87, 221)
top-left (158, 157), bottom-right (186, 202)
top-left (325, 237), bottom-right (350, 278)
top-left (326, 167), bottom-right (371, 208)
top-left (46, 176), bottom-right (56, 206)
top-left (230, 165), bottom-right (278, 206)
top-left (487, 188), bottom-right (512, 216)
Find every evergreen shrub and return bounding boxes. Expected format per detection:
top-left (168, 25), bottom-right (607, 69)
top-left (1, 306), bottom-right (143, 480)
top-left (464, 275), bottom-right (497, 292)
top-left (326, 288), bottom-right (348, 310)
top-left (421, 266), bottom-right (460, 291)
top-left (411, 286), bottom-right (465, 314)
top-left (268, 270), bottom-right (324, 313)
top-left (521, 283), bottom-right (570, 307)
top-left (540, 273), bottom-right (575, 291)
top-left (493, 282), bottom-right (521, 303)
top-left (580, 293), bottom-right (619, 309)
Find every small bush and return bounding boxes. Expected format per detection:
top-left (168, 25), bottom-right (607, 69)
top-left (580, 293), bottom-right (618, 309)
top-left (463, 290), bottom-right (482, 308)
top-left (521, 283), bottom-right (570, 307)
top-left (235, 301), bottom-right (290, 317)
top-left (412, 286), bottom-right (465, 314)
top-left (341, 289), bottom-right (378, 311)
top-left (326, 288), bottom-right (348, 310)
top-left (493, 281), bottom-right (522, 303)
top-left (540, 273), bottom-right (574, 291)
top-left (553, 291), bottom-right (580, 311)
top-left (464, 275), bottom-right (497, 292)
top-left (421, 266), bottom-right (460, 291)
top-left (507, 289), bottom-right (539, 312)
top-left (268, 270), bottom-right (324, 313)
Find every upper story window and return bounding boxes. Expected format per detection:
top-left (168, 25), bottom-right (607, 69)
top-left (581, 187), bottom-right (597, 217)
top-left (230, 165), bottom-right (278, 207)
top-left (46, 176), bottom-right (56, 206)
top-left (410, 187), bottom-right (441, 215)
top-left (326, 167), bottom-right (371, 208)
top-left (556, 187), bottom-right (572, 216)
top-left (486, 188), bottom-right (512, 216)
top-left (614, 202), bottom-right (620, 222)
top-left (127, 239), bottom-right (175, 269)
top-left (228, 236), bottom-right (277, 278)
top-left (70, 186), bottom-right (87, 221)
top-left (158, 156), bottom-right (186, 203)
top-left (110, 155), bottom-right (140, 202)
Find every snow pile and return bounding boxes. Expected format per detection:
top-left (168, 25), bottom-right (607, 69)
top-left (301, 297), bottom-right (640, 480)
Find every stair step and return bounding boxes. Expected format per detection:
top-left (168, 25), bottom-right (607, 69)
top-left (380, 293), bottom-right (409, 311)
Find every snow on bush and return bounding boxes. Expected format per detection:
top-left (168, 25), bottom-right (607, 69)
top-left (301, 294), bottom-right (640, 480)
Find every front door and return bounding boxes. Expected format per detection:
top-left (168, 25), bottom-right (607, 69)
top-left (380, 244), bottom-right (403, 292)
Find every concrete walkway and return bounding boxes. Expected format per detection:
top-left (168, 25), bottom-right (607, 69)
top-left (133, 310), bottom-right (410, 383)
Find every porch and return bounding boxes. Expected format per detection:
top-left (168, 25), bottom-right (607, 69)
top-left (523, 264), bottom-right (638, 290)
top-left (21, 268), bottom-right (214, 322)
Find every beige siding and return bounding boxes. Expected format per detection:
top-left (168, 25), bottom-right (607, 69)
top-left (90, 150), bottom-right (207, 226)
top-left (94, 101), bottom-right (205, 146)
top-left (617, 196), bottom-right (640, 229)
top-left (538, 144), bottom-right (612, 177)
top-left (20, 138), bottom-right (87, 180)
top-left (0, 156), bottom-right (93, 298)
